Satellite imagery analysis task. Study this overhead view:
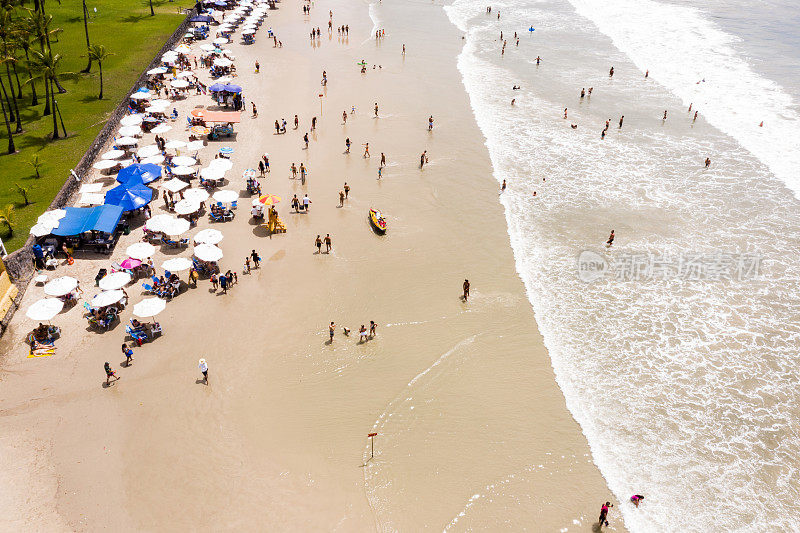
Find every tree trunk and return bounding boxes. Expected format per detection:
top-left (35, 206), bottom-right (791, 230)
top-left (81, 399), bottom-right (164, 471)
top-left (6, 65), bottom-right (22, 133)
top-left (24, 48), bottom-right (38, 106)
top-left (149, 0), bottom-right (155, 16)
top-left (0, 80), bottom-right (15, 153)
top-left (12, 62), bottom-right (23, 99)
top-left (50, 78), bottom-right (58, 139)
top-left (42, 71), bottom-right (50, 115)
top-left (56, 97), bottom-right (66, 137)
top-left (98, 61), bottom-right (103, 99)
top-left (81, 0), bottom-right (91, 73)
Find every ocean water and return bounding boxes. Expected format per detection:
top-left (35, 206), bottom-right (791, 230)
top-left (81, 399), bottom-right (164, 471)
top-left (444, 0), bottom-right (800, 531)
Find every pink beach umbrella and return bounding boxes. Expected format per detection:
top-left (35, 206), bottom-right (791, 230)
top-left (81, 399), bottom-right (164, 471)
top-left (120, 258), bottom-right (142, 270)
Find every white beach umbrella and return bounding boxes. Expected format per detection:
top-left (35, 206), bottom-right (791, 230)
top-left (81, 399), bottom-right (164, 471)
top-left (242, 29), bottom-right (256, 35)
top-left (26, 298), bottom-right (64, 321)
top-left (29, 222), bottom-right (55, 237)
top-left (78, 193), bottom-right (105, 205)
top-left (118, 125), bottom-right (142, 137)
top-left (37, 209), bottom-right (66, 225)
top-left (183, 188), bottom-right (209, 202)
top-left (91, 290), bottom-right (124, 308)
top-left (208, 158), bottom-right (233, 171)
top-left (141, 155), bottom-right (166, 165)
top-left (127, 242), bottom-right (156, 260)
top-left (174, 44), bottom-right (192, 53)
top-left (147, 66), bottom-right (168, 75)
top-left (161, 52), bottom-right (178, 62)
top-left (133, 297), bottom-right (166, 319)
top-left (102, 149), bottom-right (126, 160)
top-left (162, 177), bottom-right (190, 193)
top-left (193, 228), bottom-right (223, 245)
top-left (213, 189), bottom-right (238, 203)
top-left (145, 104), bottom-right (168, 114)
top-left (165, 139), bottom-right (186, 150)
top-left (129, 92), bottom-right (150, 101)
top-left (200, 43), bottom-right (216, 52)
top-left (200, 166), bottom-right (225, 180)
top-left (174, 199), bottom-right (201, 215)
top-left (213, 57), bottom-right (233, 68)
top-left (172, 166), bottom-right (196, 176)
top-left (137, 144), bottom-right (161, 158)
top-left (44, 276), bottom-right (78, 297)
top-left (116, 136), bottom-right (138, 146)
top-left (150, 98), bottom-right (171, 107)
top-left (194, 243), bottom-right (223, 262)
top-left (93, 159), bottom-right (119, 170)
top-left (145, 214), bottom-right (173, 233)
top-left (162, 217), bottom-right (191, 236)
top-left (120, 115), bottom-right (143, 127)
top-left (213, 37), bottom-right (229, 45)
top-left (214, 76), bottom-right (233, 84)
top-left (171, 79), bottom-right (190, 89)
top-left (162, 257), bottom-right (193, 272)
top-left (176, 70), bottom-right (194, 78)
top-left (172, 156), bottom-right (196, 167)
top-left (98, 271), bottom-right (132, 291)
top-left (79, 183), bottom-right (103, 193)
top-left (151, 124), bottom-right (172, 134)
top-left (186, 140), bottom-right (205, 152)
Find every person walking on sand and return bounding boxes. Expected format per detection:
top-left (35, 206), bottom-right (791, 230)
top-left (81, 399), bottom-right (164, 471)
top-left (255, 60), bottom-right (260, 73)
top-left (599, 501), bottom-right (613, 527)
top-left (244, 257), bottom-right (251, 274)
top-left (663, 110), bottom-right (668, 120)
top-left (344, 182), bottom-right (350, 199)
top-left (104, 362), bottom-right (119, 385)
top-left (564, 108), bottom-right (568, 119)
top-left (402, 44), bottom-right (406, 54)
top-left (291, 163), bottom-right (297, 179)
top-left (342, 110), bottom-right (347, 124)
top-left (291, 194), bottom-right (300, 212)
top-left (122, 343), bottom-right (133, 365)
top-left (609, 66), bottom-right (614, 77)
top-left (374, 102), bottom-right (379, 117)
top-left (705, 157), bottom-right (711, 168)
top-left (339, 190), bottom-right (345, 207)
top-left (329, 321), bottom-right (336, 342)
top-left (251, 249), bottom-right (260, 268)
top-left (380, 152), bottom-right (386, 167)
top-left (363, 143), bottom-right (370, 158)
top-left (428, 115), bottom-right (434, 130)
top-left (606, 230), bottom-right (615, 247)
top-left (345, 138), bottom-right (351, 153)
top-left (369, 320), bottom-right (377, 338)
top-left (377, 166), bottom-right (383, 179)
top-left (325, 233), bottom-right (332, 253)
top-left (199, 358), bottom-right (208, 384)
top-left (210, 273), bottom-right (218, 290)
top-left (420, 150), bottom-right (427, 168)
top-left (251, 102), bottom-right (258, 117)
top-left (304, 132), bottom-right (309, 149)
top-left (359, 325), bottom-right (368, 343)
top-left (463, 279), bottom-right (470, 301)
top-left (315, 235), bottom-right (323, 254)
top-left (303, 194), bottom-right (312, 211)
top-left (501, 179), bottom-right (506, 193)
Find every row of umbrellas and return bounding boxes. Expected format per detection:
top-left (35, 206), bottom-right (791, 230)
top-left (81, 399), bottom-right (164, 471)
top-left (27, 294), bottom-right (165, 321)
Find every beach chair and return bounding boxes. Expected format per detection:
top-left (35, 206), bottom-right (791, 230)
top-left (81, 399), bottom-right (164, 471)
top-left (142, 283), bottom-right (155, 295)
top-left (126, 325), bottom-right (148, 346)
top-left (164, 270), bottom-right (172, 279)
top-left (209, 211), bottom-right (224, 223)
top-left (231, 200), bottom-right (237, 210)
top-left (223, 210), bottom-right (235, 221)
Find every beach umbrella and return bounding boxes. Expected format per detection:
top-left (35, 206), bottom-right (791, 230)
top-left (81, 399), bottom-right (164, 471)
top-left (174, 199), bottom-right (201, 215)
top-left (141, 155), bottom-right (166, 165)
top-left (176, 70), bottom-right (194, 78)
top-left (213, 57), bottom-right (233, 67)
top-left (200, 166), bottom-right (225, 180)
top-left (116, 136), bottom-right (138, 146)
top-left (146, 214), bottom-right (174, 233)
top-left (242, 29), bottom-right (255, 35)
top-left (116, 163), bottom-right (162, 184)
top-left (120, 258), bottom-right (142, 270)
top-left (136, 145), bottom-right (160, 159)
top-left (193, 228), bottom-right (223, 245)
top-left (26, 298), bottom-right (64, 321)
top-left (172, 156), bottom-right (196, 167)
top-left (162, 217), bottom-right (191, 236)
top-left (190, 126), bottom-right (210, 136)
top-left (184, 188), bottom-right (209, 202)
top-left (91, 290), bottom-right (124, 308)
top-left (44, 276), bottom-right (78, 296)
top-left (208, 83), bottom-right (226, 92)
top-left (151, 124), bottom-right (172, 134)
top-left (162, 257), bottom-right (193, 272)
top-left (118, 125), bottom-right (142, 137)
top-left (133, 297), bottom-right (167, 320)
top-left (98, 271), bottom-right (132, 291)
top-left (147, 66), bottom-right (168, 75)
top-left (222, 84), bottom-right (241, 93)
top-left (172, 166), bottom-right (196, 176)
top-left (78, 193), bottom-right (105, 205)
top-left (104, 181), bottom-right (153, 212)
top-left (37, 209), bottom-right (66, 225)
top-left (218, 146), bottom-right (234, 156)
top-left (80, 183), bottom-right (103, 193)
top-left (190, 108), bottom-right (205, 119)
top-left (165, 140), bottom-right (186, 150)
top-left (200, 44), bottom-right (216, 52)
top-left (171, 79), bottom-right (190, 89)
top-left (129, 92), bottom-right (150, 101)
top-left (209, 158), bottom-right (233, 171)
top-left (101, 149), bottom-right (126, 160)
top-left (174, 43), bottom-right (192, 53)
top-left (126, 242), bottom-right (156, 260)
top-left (213, 189), bottom-right (238, 203)
top-left (93, 159), bottom-right (119, 170)
top-left (120, 115), bottom-right (143, 127)
top-left (194, 243), bottom-right (223, 262)
top-left (213, 37), bottom-right (229, 45)
top-left (29, 222), bottom-right (55, 237)
top-left (145, 104), bottom-right (168, 114)
top-left (143, 116), bottom-right (161, 123)
top-left (258, 193), bottom-right (281, 205)
top-left (186, 140), bottom-right (205, 152)
top-left (162, 178), bottom-right (190, 193)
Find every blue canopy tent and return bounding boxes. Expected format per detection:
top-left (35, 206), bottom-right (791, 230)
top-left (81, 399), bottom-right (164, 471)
top-left (115, 163), bottom-right (161, 185)
top-left (105, 179), bottom-right (154, 212)
top-left (52, 206), bottom-right (124, 236)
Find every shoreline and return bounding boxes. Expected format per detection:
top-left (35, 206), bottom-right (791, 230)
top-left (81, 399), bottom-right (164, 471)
top-left (0, 0), bottom-right (622, 530)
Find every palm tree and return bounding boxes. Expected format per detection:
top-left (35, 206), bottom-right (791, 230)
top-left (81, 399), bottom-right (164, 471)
top-left (80, 0), bottom-right (91, 72)
top-left (0, 94), bottom-right (14, 153)
top-left (27, 48), bottom-right (74, 139)
top-left (0, 204), bottom-right (15, 237)
top-left (14, 183), bottom-right (30, 206)
top-left (29, 153), bottom-right (42, 178)
top-left (149, 0), bottom-right (155, 16)
top-left (87, 44), bottom-right (112, 99)
top-left (16, 20), bottom-right (38, 106)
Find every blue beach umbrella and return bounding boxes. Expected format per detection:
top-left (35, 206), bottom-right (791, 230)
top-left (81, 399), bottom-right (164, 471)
top-left (219, 146), bottom-right (234, 155)
top-left (116, 163), bottom-right (162, 185)
top-left (209, 83), bottom-right (227, 92)
top-left (105, 178), bottom-right (154, 212)
top-left (223, 84), bottom-right (242, 93)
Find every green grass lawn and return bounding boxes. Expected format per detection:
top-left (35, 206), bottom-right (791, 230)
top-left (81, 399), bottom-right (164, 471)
top-left (0, 0), bottom-right (195, 252)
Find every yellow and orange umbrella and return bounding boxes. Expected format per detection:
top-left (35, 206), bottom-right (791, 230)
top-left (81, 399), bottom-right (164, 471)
top-left (190, 126), bottom-right (210, 136)
top-left (258, 194), bottom-right (282, 205)
top-left (190, 108), bottom-right (205, 119)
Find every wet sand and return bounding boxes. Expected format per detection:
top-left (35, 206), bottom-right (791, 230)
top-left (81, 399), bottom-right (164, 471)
top-left (0, 0), bottom-right (622, 530)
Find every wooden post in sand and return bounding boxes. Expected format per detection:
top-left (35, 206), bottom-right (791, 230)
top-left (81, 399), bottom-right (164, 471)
top-left (368, 432), bottom-right (377, 460)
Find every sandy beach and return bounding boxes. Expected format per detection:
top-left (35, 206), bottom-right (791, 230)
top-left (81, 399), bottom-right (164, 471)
top-left (0, 0), bottom-right (622, 530)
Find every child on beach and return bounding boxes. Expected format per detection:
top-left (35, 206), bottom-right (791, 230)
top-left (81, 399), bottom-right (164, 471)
top-left (104, 362), bottom-right (119, 385)
top-left (122, 343), bottom-right (133, 365)
top-left (359, 325), bottom-right (368, 342)
top-left (199, 359), bottom-right (208, 384)
top-left (244, 257), bottom-right (251, 274)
